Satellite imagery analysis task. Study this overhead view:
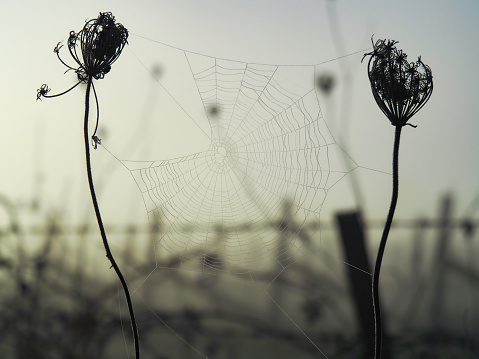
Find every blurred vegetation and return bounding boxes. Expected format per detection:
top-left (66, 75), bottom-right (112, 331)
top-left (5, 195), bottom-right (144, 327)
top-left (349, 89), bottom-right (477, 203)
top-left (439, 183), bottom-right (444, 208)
top-left (0, 193), bottom-right (478, 359)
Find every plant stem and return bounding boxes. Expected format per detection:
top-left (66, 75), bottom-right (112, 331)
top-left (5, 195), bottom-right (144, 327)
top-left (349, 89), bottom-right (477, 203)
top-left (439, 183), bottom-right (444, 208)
top-left (373, 124), bottom-right (402, 359)
top-left (83, 76), bottom-right (140, 359)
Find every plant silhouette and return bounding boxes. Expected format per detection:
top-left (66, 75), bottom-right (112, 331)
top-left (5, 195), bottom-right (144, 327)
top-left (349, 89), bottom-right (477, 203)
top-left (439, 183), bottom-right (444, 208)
top-left (37, 12), bottom-right (139, 359)
top-left (363, 38), bottom-right (433, 359)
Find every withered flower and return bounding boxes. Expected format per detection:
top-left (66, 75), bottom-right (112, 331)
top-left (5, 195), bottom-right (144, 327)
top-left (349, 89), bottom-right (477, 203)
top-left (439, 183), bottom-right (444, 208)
top-left (36, 13), bottom-right (138, 359)
top-left (363, 38), bottom-right (433, 127)
top-left (67, 11), bottom-right (128, 80)
top-left (37, 12), bottom-right (128, 100)
top-left (363, 38), bottom-right (434, 359)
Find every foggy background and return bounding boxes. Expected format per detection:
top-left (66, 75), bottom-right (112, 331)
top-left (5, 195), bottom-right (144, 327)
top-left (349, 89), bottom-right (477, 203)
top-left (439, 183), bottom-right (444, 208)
top-left (0, 0), bottom-right (478, 358)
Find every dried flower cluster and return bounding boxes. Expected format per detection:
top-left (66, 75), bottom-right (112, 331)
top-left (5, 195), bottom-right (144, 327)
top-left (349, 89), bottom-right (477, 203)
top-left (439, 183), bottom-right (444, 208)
top-left (36, 12), bottom-right (138, 359)
top-left (363, 38), bottom-right (433, 126)
top-left (37, 12), bottom-right (128, 100)
top-left (68, 12), bottom-right (128, 80)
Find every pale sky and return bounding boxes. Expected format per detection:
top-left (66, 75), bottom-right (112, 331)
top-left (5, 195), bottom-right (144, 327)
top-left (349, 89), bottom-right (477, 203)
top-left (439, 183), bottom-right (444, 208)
top-left (1, 0), bottom-right (479, 227)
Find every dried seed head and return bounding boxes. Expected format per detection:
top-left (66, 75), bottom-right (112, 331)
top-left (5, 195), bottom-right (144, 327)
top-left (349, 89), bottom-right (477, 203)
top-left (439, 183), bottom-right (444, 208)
top-left (68, 12), bottom-right (128, 80)
top-left (363, 38), bottom-right (433, 127)
top-left (36, 12), bottom-right (127, 100)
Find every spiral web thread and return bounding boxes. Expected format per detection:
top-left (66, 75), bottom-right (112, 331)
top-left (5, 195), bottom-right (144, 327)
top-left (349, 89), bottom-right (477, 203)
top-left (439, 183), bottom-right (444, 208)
top-left (119, 50), bottom-right (358, 289)
top-left (90, 37), bottom-right (377, 359)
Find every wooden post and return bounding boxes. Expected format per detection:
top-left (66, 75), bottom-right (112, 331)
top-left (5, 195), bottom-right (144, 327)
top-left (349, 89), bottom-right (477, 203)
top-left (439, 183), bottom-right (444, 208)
top-left (270, 199), bottom-right (293, 325)
top-left (336, 211), bottom-right (390, 359)
top-left (430, 193), bottom-right (453, 329)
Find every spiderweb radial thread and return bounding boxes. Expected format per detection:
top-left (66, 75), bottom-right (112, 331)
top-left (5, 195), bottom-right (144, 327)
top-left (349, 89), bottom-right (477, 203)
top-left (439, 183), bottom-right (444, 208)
top-left (122, 51), bottom-right (356, 288)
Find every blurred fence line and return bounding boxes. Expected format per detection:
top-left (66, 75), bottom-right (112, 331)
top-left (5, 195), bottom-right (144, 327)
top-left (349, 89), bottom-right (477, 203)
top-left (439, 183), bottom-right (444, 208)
top-left (0, 193), bottom-right (478, 358)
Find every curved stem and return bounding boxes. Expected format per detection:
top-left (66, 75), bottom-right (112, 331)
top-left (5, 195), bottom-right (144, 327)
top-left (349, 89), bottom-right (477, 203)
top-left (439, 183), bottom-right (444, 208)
top-left (83, 76), bottom-right (140, 359)
top-left (91, 82), bottom-right (100, 139)
top-left (55, 48), bottom-right (77, 72)
top-left (373, 125), bottom-right (402, 359)
top-left (43, 80), bottom-right (82, 98)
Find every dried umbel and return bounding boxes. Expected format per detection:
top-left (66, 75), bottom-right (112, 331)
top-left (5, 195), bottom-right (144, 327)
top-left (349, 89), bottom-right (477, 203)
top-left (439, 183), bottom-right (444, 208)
top-left (363, 38), bottom-right (433, 127)
top-left (363, 37), bottom-right (434, 359)
top-left (37, 12), bottom-right (128, 101)
top-left (37, 12), bottom-right (128, 147)
top-left (68, 12), bottom-right (128, 80)
top-left (36, 13), bottom-right (138, 358)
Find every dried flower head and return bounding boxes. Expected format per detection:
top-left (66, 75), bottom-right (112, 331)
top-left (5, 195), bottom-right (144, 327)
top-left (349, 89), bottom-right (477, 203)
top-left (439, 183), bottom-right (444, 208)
top-left (68, 12), bottom-right (128, 80)
top-left (363, 38), bottom-right (433, 127)
top-left (37, 12), bottom-right (128, 100)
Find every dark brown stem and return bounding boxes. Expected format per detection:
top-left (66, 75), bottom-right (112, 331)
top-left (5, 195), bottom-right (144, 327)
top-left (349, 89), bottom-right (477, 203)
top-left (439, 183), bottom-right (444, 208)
top-left (83, 76), bottom-right (140, 359)
top-left (373, 125), bottom-right (402, 359)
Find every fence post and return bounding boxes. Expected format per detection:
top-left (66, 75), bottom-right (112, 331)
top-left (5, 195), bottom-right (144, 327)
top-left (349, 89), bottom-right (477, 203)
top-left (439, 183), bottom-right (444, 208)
top-left (430, 193), bottom-right (453, 329)
top-left (336, 210), bottom-right (390, 359)
top-left (270, 199), bottom-right (293, 325)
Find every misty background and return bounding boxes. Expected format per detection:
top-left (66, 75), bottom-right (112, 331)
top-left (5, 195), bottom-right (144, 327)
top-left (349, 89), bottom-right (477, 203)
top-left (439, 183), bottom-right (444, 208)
top-left (0, 0), bottom-right (478, 358)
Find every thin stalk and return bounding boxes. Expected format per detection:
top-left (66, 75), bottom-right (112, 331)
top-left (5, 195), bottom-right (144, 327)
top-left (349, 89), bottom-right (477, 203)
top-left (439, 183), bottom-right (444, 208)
top-left (83, 75), bottom-right (140, 359)
top-left (43, 81), bottom-right (82, 98)
top-left (373, 125), bottom-right (402, 359)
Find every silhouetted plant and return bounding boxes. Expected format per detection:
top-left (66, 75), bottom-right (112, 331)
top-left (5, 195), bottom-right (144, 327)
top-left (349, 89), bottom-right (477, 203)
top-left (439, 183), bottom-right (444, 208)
top-left (363, 38), bottom-right (433, 359)
top-left (36, 12), bottom-right (139, 359)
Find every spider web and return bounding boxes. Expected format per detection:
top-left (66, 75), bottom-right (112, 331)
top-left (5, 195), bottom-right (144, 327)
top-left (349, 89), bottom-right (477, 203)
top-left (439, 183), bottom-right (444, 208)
top-left (100, 38), bottom-right (367, 359)
top-left (117, 50), bottom-right (357, 288)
